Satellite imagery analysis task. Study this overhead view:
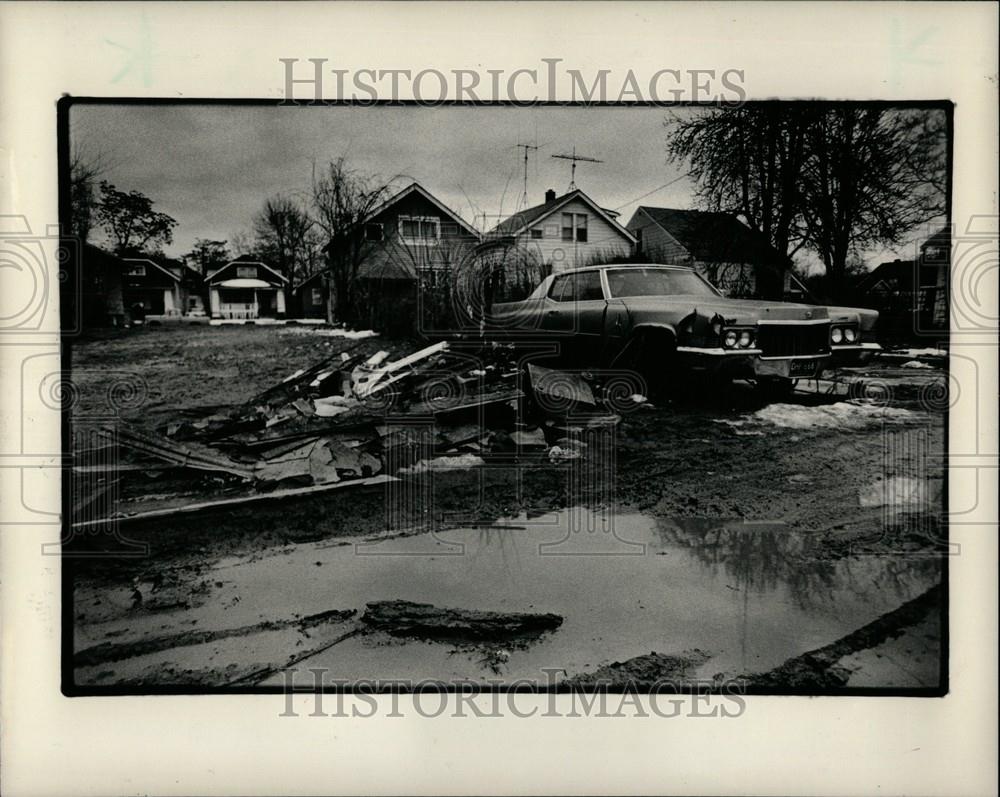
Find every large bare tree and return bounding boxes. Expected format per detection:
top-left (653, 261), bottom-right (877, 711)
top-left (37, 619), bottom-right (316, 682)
top-left (666, 104), bottom-right (947, 300)
top-left (252, 195), bottom-right (315, 287)
top-left (310, 158), bottom-right (397, 324)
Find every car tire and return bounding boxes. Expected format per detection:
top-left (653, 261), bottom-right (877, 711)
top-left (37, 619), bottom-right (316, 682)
top-left (617, 330), bottom-right (677, 398)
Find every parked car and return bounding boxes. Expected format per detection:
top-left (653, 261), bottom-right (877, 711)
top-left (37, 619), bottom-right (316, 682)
top-left (490, 264), bottom-right (881, 393)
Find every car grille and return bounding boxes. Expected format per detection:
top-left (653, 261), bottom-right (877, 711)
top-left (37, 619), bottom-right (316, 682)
top-left (756, 323), bottom-right (830, 357)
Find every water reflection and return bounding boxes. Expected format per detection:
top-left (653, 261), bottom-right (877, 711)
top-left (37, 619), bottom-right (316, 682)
top-left (652, 517), bottom-right (942, 612)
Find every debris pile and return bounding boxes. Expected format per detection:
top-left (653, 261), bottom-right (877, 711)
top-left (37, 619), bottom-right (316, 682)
top-left (80, 340), bottom-right (631, 524)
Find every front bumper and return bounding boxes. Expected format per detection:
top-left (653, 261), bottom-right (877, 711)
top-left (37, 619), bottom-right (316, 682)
top-left (677, 341), bottom-right (881, 379)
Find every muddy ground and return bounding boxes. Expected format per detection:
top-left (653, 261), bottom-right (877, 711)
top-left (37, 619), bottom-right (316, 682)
top-left (67, 324), bottom-right (948, 692)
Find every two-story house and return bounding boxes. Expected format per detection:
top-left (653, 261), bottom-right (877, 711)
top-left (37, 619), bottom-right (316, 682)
top-left (487, 188), bottom-right (635, 275)
top-left (325, 182), bottom-right (481, 332)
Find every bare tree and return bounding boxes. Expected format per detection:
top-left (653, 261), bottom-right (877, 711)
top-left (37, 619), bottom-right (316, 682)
top-left (183, 239), bottom-right (231, 276)
top-left (798, 107), bottom-right (947, 299)
top-left (667, 104), bottom-right (948, 301)
top-left (69, 145), bottom-right (108, 243)
top-left (252, 194), bottom-right (315, 287)
top-left (310, 158), bottom-right (398, 324)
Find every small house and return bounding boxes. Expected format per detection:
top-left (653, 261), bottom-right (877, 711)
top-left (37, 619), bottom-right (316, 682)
top-left (205, 257), bottom-right (288, 320)
top-left (625, 207), bottom-right (806, 300)
top-left (122, 257), bottom-right (189, 317)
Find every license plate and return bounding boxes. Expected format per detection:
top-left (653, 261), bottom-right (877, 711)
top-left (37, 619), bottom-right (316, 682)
top-left (789, 359), bottom-right (819, 377)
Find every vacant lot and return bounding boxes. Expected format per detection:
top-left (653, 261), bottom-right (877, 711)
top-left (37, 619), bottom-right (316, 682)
top-left (68, 325), bottom-right (948, 692)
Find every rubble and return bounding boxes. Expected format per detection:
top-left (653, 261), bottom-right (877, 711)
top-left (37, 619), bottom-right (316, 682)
top-left (360, 599), bottom-right (563, 641)
top-left (81, 337), bottom-right (632, 527)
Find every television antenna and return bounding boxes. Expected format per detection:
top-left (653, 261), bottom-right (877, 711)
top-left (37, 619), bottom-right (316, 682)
top-left (515, 142), bottom-right (541, 207)
top-left (551, 147), bottom-right (603, 190)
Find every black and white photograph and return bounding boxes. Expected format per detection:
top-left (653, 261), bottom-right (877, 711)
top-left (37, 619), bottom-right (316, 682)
top-left (63, 100), bottom-right (950, 694)
top-left (1, 3), bottom-right (996, 795)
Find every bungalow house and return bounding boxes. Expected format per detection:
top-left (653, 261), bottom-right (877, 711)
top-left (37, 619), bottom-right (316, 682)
top-left (205, 257), bottom-right (288, 320)
top-left (325, 182), bottom-right (481, 332)
top-left (122, 257), bottom-right (193, 318)
top-left (487, 188), bottom-right (635, 276)
top-left (624, 207), bottom-right (806, 301)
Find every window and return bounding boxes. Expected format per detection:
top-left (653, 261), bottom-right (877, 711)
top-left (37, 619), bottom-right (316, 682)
top-left (236, 265), bottom-right (257, 279)
top-left (561, 213), bottom-right (574, 242)
top-left (576, 270), bottom-right (603, 300)
top-left (548, 271), bottom-right (604, 302)
top-left (365, 223), bottom-right (383, 242)
top-left (606, 267), bottom-right (720, 299)
top-left (530, 228), bottom-right (544, 239)
top-left (311, 287), bottom-right (323, 306)
top-left (128, 264), bottom-right (146, 276)
top-left (549, 275), bottom-right (572, 301)
top-left (399, 215), bottom-right (440, 243)
top-left (560, 213), bottom-right (588, 243)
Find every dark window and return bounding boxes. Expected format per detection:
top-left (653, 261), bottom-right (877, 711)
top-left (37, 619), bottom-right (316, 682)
top-left (311, 287), bottom-right (323, 306)
top-left (576, 270), bottom-right (604, 301)
top-left (530, 228), bottom-right (543, 239)
top-left (128, 264), bottom-right (146, 276)
top-left (575, 215), bottom-right (588, 243)
top-left (236, 265), bottom-right (257, 279)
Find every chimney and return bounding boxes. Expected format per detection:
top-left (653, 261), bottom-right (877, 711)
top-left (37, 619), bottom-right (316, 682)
top-left (544, 188), bottom-right (556, 203)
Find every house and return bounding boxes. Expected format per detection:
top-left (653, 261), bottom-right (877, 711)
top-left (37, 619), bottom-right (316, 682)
top-left (75, 244), bottom-right (127, 328)
top-left (205, 257), bottom-right (288, 320)
top-left (122, 257), bottom-right (188, 317)
top-left (855, 227), bottom-right (949, 334)
top-left (625, 207), bottom-right (806, 300)
top-left (325, 182), bottom-right (481, 332)
top-left (487, 188), bottom-right (635, 275)
top-left (290, 270), bottom-right (328, 319)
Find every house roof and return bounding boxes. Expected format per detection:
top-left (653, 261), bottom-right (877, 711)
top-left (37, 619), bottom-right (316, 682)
top-left (367, 182), bottom-right (480, 237)
top-left (856, 259), bottom-right (922, 293)
top-left (633, 207), bottom-right (786, 266)
top-left (122, 257), bottom-right (182, 282)
top-left (490, 189), bottom-right (637, 244)
top-left (207, 259), bottom-right (288, 285)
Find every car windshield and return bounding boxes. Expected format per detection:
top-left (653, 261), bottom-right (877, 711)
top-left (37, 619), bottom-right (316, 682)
top-left (606, 268), bottom-right (720, 298)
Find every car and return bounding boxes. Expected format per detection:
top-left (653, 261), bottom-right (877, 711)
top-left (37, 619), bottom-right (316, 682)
top-left (489, 263), bottom-right (881, 394)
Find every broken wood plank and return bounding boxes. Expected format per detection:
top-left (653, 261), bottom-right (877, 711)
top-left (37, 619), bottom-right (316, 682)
top-left (115, 424), bottom-right (256, 479)
top-left (70, 474), bottom-right (398, 529)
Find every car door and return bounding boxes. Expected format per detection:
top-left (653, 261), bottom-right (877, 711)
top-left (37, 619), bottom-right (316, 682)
top-left (571, 270), bottom-right (609, 366)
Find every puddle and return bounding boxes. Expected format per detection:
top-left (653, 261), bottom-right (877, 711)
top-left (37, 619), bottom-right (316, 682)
top-left (75, 509), bottom-right (942, 687)
top-left (212, 509), bottom-right (939, 686)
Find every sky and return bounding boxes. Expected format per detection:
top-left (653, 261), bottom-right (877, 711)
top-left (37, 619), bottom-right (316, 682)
top-left (71, 103), bottom-right (934, 270)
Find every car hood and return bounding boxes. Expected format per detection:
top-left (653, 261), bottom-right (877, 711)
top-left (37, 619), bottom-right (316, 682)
top-left (618, 295), bottom-right (828, 325)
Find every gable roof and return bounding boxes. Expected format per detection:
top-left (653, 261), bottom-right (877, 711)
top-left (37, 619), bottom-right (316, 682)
top-left (122, 257), bottom-right (181, 282)
top-left (491, 189), bottom-right (637, 244)
top-left (366, 182), bottom-right (480, 237)
top-left (207, 259), bottom-right (288, 285)
top-left (633, 207), bottom-right (786, 266)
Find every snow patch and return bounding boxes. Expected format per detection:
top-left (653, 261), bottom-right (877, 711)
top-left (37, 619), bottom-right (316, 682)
top-left (279, 327), bottom-right (379, 339)
top-left (719, 400), bottom-right (925, 431)
top-left (400, 455), bottom-right (485, 474)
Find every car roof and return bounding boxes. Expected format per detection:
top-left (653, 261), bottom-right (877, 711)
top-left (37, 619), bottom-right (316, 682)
top-left (557, 263), bottom-right (696, 274)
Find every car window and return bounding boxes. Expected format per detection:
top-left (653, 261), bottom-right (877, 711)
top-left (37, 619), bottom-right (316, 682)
top-left (606, 268), bottom-right (720, 298)
top-left (548, 275), bottom-right (572, 302)
top-left (576, 271), bottom-right (605, 301)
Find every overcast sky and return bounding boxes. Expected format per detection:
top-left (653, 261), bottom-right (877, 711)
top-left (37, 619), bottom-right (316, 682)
top-left (71, 103), bottom-right (930, 269)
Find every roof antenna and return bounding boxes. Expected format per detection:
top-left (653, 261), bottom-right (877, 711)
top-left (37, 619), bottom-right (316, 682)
top-left (515, 142), bottom-right (540, 207)
top-left (551, 146), bottom-right (603, 191)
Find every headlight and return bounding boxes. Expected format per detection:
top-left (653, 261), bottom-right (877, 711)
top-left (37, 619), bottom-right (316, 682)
top-left (844, 327), bottom-right (857, 343)
top-left (723, 330), bottom-right (738, 348)
top-left (738, 331), bottom-right (753, 348)
top-left (831, 327), bottom-right (843, 344)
